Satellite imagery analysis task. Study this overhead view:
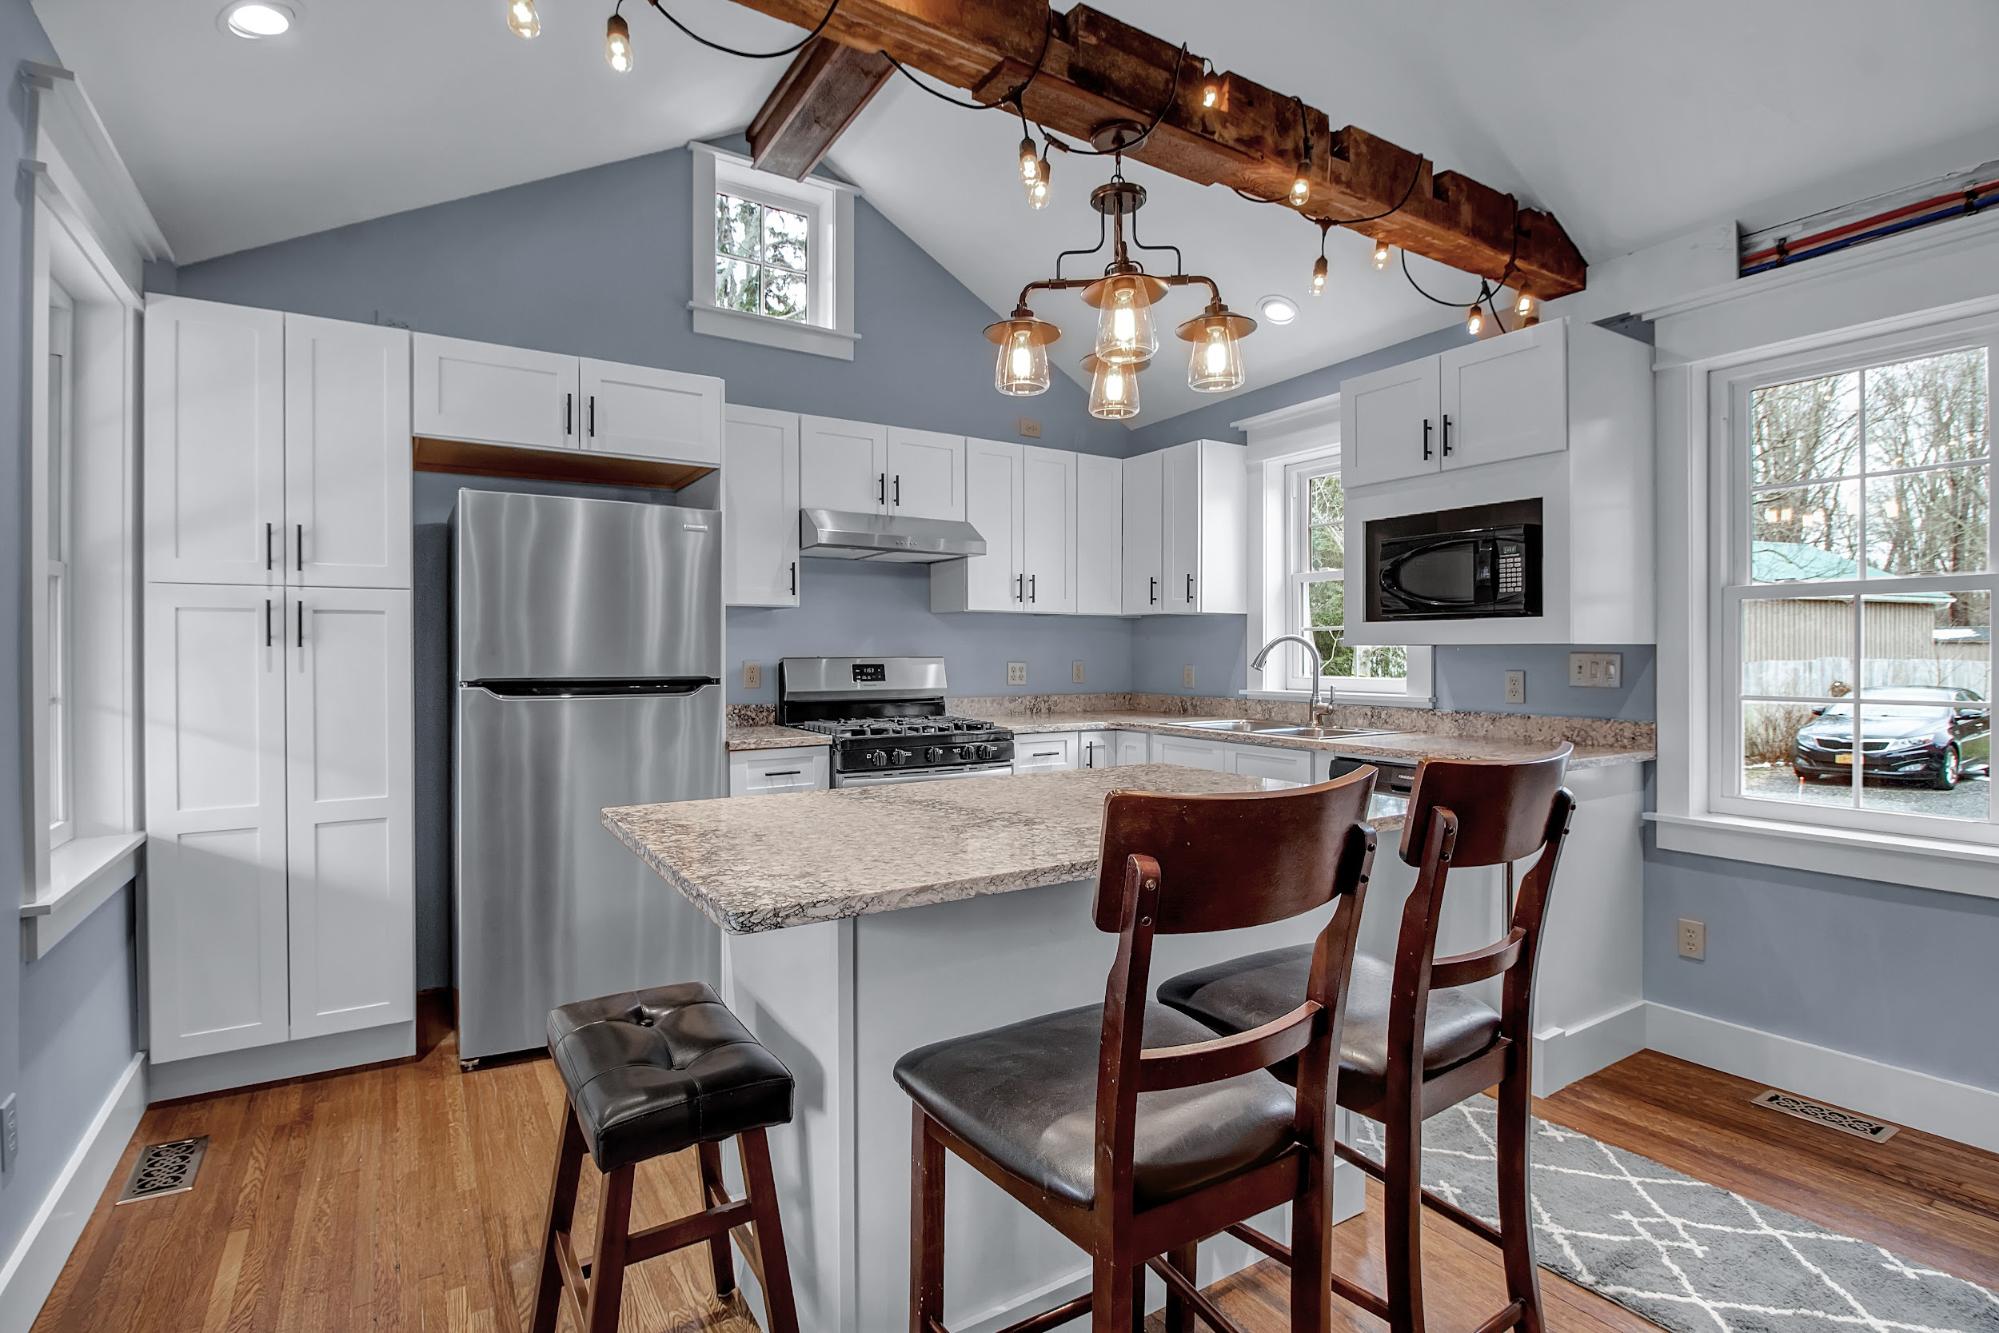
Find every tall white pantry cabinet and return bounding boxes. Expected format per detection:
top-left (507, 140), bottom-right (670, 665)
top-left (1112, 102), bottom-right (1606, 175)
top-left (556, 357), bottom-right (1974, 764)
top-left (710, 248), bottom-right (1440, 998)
top-left (143, 296), bottom-right (415, 1067)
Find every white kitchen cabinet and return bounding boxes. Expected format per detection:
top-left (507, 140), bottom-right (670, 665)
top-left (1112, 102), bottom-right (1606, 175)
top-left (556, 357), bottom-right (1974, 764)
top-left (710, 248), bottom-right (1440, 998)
top-left (1112, 732), bottom-right (1150, 767)
top-left (799, 416), bottom-right (966, 520)
top-left (1120, 449), bottom-right (1165, 613)
top-left (284, 314), bottom-right (412, 589)
top-left (1075, 453), bottom-right (1123, 616)
top-left (886, 427), bottom-right (967, 521)
top-left (929, 440), bottom-right (1074, 614)
top-left (1013, 732), bottom-right (1079, 772)
top-left (412, 332), bottom-right (575, 451)
top-left (1340, 356), bottom-right (1443, 489)
top-left (286, 588), bottom-right (415, 1041)
top-left (1019, 445), bottom-right (1077, 613)
top-left (1228, 745), bottom-right (1314, 784)
top-left (1148, 733), bottom-right (1230, 772)
top-left (1078, 733), bottom-right (1114, 771)
top-left (729, 747), bottom-right (830, 796)
top-left (1437, 321), bottom-right (1568, 471)
top-left (145, 297), bottom-right (286, 586)
top-left (143, 582), bottom-right (291, 1062)
top-left (1138, 440), bottom-right (1246, 615)
top-left (581, 358), bottom-right (724, 466)
top-left (723, 406), bottom-right (801, 607)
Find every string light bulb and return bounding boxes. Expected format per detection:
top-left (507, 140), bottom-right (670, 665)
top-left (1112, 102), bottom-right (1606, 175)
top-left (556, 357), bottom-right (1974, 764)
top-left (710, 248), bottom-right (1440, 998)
top-left (506, 0), bottom-right (541, 38)
top-left (1515, 292), bottom-right (1539, 327)
top-left (1288, 96), bottom-right (1312, 208)
top-left (1289, 174), bottom-right (1310, 208)
top-left (1465, 302), bottom-right (1484, 337)
top-left (1025, 154), bottom-right (1050, 209)
top-left (1309, 219), bottom-right (1331, 296)
top-left (1200, 63), bottom-right (1222, 110)
top-left (1372, 239), bottom-right (1392, 271)
top-left (604, 11), bottom-right (632, 72)
top-left (1018, 136), bottom-right (1040, 184)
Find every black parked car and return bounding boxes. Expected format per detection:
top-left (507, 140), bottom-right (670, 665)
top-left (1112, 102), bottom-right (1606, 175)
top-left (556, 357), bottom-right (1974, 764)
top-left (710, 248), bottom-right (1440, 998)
top-left (1792, 687), bottom-right (1991, 790)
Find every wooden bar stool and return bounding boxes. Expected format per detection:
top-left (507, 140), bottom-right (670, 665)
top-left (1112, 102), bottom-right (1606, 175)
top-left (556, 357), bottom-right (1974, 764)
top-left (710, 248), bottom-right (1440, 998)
top-left (530, 983), bottom-right (802, 1333)
top-left (894, 769), bottom-right (1380, 1333)
top-left (1157, 748), bottom-right (1575, 1333)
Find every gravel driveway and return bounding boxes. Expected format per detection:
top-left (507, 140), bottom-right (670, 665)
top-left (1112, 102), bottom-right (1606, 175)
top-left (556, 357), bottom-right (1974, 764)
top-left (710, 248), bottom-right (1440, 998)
top-left (1741, 764), bottom-right (1991, 819)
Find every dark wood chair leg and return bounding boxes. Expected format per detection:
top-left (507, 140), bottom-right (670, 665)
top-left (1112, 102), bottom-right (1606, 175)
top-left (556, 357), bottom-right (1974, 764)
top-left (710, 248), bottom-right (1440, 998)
top-left (529, 1110), bottom-right (586, 1333)
top-left (1130, 1264), bottom-right (1148, 1331)
top-left (1289, 1157), bottom-right (1335, 1333)
top-left (741, 1128), bottom-right (802, 1333)
top-left (1382, 1105), bottom-right (1429, 1333)
top-left (582, 1165), bottom-right (635, 1333)
top-left (696, 1139), bottom-right (737, 1299)
top-left (1092, 1259), bottom-right (1134, 1333)
top-left (1162, 1245), bottom-right (1197, 1333)
top-left (910, 1107), bottom-right (945, 1333)
top-left (1495, 1066), bottom-right (1546, 1333)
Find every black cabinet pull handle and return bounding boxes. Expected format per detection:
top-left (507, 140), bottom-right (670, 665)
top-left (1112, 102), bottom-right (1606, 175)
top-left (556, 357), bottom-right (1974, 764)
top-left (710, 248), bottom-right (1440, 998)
top-left (296, 523), bottom-right (304, 572)
top-left (265, 597), bottom-right (273, 647)
top-left (878, 472), bottom-right (886, 505)
top-left (265, 522), bottom-right (274, 571)
top-left (1031, 750), bottom-right (1059, 758)
top-left (1015, 573), bottom-right (1023, 602)
top-left (765, 769), bottom-right (802, 778)
top-left (1085, 744), bottom-right (1095, 769)
top-left (588, 395), bottom-right (596, 438)
top-left (893, 474), bottom-right (901, 506)
top-left (1422, 417), bottom-right (1433, 460)
top-left (296, 600), bottom-right (305, 648)
top-left (789, 561), bottom-right (797, 596)
top-left (1442, 413), bottom-right (1453, 457)
top-left (1186, 573), bottom-right (1195, 603)
top-left (565, 392), bottom-right (573, 436)
top-left (1149, 576), bottom-right (1157, 605)
top-left (1029, 573), bottom-right (1036, 603)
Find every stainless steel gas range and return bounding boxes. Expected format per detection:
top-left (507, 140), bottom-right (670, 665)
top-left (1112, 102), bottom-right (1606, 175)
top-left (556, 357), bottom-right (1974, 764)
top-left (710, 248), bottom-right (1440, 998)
top-left (778, 657), bottom-right (1014, 787)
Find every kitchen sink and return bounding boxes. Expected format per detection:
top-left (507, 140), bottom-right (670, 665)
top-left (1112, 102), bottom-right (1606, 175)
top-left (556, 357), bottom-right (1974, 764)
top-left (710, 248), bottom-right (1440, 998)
top-left (1174, 719), bottom-right (1388, 740)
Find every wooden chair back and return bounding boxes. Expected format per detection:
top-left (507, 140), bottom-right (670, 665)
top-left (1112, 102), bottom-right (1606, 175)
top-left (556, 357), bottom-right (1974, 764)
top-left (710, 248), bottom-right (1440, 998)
top-left (1396, 747), bottom-right (1573, 868)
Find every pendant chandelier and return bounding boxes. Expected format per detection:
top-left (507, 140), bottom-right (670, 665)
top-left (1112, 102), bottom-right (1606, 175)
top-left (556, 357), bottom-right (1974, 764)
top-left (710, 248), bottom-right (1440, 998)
top-left (985, 125), bottom-right (1253, 420)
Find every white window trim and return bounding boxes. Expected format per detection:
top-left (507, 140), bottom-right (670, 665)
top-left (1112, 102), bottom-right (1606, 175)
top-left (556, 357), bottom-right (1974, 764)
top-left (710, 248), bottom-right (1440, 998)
top-left (47, 283), bottom-right (76, 852)
top-left (689, 142), bottom-right (859, 361)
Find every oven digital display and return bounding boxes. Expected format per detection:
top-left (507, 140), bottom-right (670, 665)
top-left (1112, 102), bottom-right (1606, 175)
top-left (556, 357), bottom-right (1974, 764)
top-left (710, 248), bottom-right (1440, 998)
top-left (851, 663), bottom-right (886, 683)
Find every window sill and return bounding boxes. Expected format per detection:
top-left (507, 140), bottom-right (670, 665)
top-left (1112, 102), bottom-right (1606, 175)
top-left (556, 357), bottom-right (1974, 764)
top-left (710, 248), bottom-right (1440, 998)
top-left (1648, 811), bottom-right (1999, 902)
top-left (20, 830), bottom-right (144, 960)
top-left (1242, 689), bottom-right (1436, 711)
top-left (688, 302), bottom-right (858, 361)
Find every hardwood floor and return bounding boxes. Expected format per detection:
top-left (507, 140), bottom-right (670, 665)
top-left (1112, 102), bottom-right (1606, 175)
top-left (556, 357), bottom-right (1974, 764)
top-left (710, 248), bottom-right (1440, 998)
top-left (36, 1004), bottom-right (1999, 1333)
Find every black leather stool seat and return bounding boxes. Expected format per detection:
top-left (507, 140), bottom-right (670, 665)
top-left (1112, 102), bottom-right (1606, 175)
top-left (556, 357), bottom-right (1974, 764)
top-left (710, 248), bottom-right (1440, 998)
top-left (893, 1003), bottom-right (1296, 1210)
top-left (547, 983), bottom-right (793, 1172)
top-left (1158, 949), bottom-right (1501, 1112)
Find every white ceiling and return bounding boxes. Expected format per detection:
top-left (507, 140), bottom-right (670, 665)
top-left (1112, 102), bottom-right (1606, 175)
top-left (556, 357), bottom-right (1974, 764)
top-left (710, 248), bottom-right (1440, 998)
top-left (36, 0), bottom-right (1999, 425)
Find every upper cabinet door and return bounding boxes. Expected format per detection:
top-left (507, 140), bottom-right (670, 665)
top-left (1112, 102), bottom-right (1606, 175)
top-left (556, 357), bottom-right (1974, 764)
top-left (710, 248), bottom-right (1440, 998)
top-left (287, 588), bottom-right (415, 1042)
top-left (885, 428), bottom-right (966, 521)
top-left (145, 297), bottom-right (285, 586)
top-left (1437, 322), bottom-right (1568, 470)
top-left (284, 315), bottom-right (411, 590)
top-left (1075, 453), bottom-right (1123, 616)
top-left (143, 582), bottom-right (290, 1062)
top-left (580, 359), bottom-right (723, 466)
top-left (1161, 442), bottom-right (1202, 615)
top-left (1120, 449), bottom-right (1165, 614)
top-left (1340, 356), bottom-right (1442, 488)
top-left (1019, 445), bottom-right (1077, 614)
top-left (412, 333), bottom-right (577, 451)
top-left (960, 438), bottom-right (1023, 611)
top-left (723, 406), bottom-right (801, 608)
top-left (799, 415), bottom-right (889, 513)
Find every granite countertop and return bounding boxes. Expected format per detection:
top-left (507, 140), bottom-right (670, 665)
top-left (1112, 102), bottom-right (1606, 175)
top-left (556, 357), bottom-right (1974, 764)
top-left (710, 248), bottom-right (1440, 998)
top-left (725, 724), bottom-right (830, 752)
top-left (605, 764), bottom-right (1392, 934)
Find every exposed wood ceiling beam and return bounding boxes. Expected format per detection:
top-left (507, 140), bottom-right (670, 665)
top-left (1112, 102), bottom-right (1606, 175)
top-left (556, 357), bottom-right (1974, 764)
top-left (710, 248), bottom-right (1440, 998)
top-left (750, 37), bottom-right (895, 179)
top-left (727, 0), bottom-right (1586, 297)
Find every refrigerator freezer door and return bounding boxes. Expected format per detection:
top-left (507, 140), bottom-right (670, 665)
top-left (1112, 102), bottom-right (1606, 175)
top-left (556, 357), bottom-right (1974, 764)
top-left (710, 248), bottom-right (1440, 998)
top-left (455, 683), bottom-right (724, 1061)
top-left (455, 489), bottom-right (722, 683)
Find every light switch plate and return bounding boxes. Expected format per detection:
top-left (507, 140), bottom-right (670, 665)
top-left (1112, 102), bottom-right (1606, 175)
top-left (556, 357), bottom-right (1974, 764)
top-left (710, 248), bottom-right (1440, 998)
top-left (1007, 661), bottom-right (1028, 686)
top-left (1072, 660), bottom-right (1086, 684)
top-left (1182, 665), bottom-right (1197, 689)
top-left (1, 1093), bottom-right (17, 1174)
top-left (1677, 917), bottom-right (1706, 961)
top-left (1016, 416), bottom-right (1043, 439)
top-left (1569, 652), bottom-right (1623, 688)
top-left (1504, 670), bottom-right (1526, 705)
top-left (742, 661), bottom-right (762, 690)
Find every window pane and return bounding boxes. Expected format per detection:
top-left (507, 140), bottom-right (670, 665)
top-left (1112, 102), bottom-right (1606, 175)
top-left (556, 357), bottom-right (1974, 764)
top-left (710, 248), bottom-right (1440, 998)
top-left (1746, 700), bottom-right (1852, 806)
top-left (1863, 348), bottom-right (1989, 472)
top-left (1306, 577), bottom-right (1343, 631)
top-left (1750, 482), bottom-right (1860, 581)
top-left (1857, 707), bottom-right (1989, 821)
top-left (1306, 473), bottom-right (1343, 570)
top-left (1741, 595), bottom-right (1852, 697)
top-left (717, 194), bottom-right (759, 260)
top-left (1750, 371), bottom-right (1860, 486)
top-left (1346, 644), bottom-right (1408, 680)
top-left (1862, 590), bottom-right (1990, 702)
top-left (1864, 464), bottom-right (1989, 576)
top-left (762, 267), bottom-right (808, 322)
top-left (716, 257), bottom-right (761, 315)
top-left (763, 206), bottom-right (808, 270)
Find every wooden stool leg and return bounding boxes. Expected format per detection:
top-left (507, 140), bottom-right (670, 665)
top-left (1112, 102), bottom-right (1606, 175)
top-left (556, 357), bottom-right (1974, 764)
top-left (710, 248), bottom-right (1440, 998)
top-left (582, 1166), bottom-right (635, 1333)
top-left (1162, 1245), bottom-right (1196, 1333)
top-left (1092, 1259), bottom-right (1134, 1333)
top-left (530, 1110), bottom-right (586, 1333)
top-left (1495, 1066), bottom-right (1546, 1333)
top-left (1382, 1103), bottom-right (1429, 1333)
top-left (910, 1107), bottom-right (945, 1333)
top-left (696, 1139), bottom-right (737, 1298)
top-left (741, 1128), bottom-right (802, 1333)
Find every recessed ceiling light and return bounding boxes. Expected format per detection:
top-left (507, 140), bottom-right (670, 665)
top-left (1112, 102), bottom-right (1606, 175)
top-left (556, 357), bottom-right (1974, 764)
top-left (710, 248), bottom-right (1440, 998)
top-left (220, 1), bottom-right (297, 39)
top-left (1258, 295), bottom-right (1299, 325)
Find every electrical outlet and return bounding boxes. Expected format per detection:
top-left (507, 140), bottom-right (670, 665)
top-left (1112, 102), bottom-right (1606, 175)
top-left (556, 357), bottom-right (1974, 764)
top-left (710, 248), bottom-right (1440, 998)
top-left (742, 661), bottom-right (762, 691)
top-left (1504, 670), bottom-right (1526, 705)
top-left (1677, 917), bottom-right (1706, 961)
top-left (1017, 416), bottom-right (1043, 439)
top-left (1, 1093), bottom-right (17, 1174)
top-left (1182, 665), bottom-right (1197, 689)
top-left (1072, 660), bottom-right (1086, 684)
top-left (1569, 651), bottom-right (1624, 688)
top-left (1006, 661), bottom-right (1028, 686)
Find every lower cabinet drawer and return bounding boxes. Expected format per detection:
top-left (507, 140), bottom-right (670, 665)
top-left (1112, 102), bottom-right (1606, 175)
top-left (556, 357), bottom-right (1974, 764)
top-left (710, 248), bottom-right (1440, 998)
top-left (728, 747), bottom-right (830, 796)
top-left (1013, 732), bottom-right (1079, 771)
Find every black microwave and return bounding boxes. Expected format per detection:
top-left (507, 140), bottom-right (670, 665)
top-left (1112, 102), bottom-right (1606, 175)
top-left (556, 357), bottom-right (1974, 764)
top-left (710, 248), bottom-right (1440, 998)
top-left (1374, 524), bottom-right (1540, 621)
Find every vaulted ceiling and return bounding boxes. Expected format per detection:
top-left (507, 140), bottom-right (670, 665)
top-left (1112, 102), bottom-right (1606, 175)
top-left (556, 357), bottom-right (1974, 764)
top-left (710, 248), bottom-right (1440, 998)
top-left (35, 0), bottom-right (1999, 424)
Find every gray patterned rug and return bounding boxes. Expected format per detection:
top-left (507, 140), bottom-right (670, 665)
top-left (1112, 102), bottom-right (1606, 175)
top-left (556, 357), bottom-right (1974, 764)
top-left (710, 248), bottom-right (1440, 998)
top-left (1348, 1098), bottom-right (1999, 1332)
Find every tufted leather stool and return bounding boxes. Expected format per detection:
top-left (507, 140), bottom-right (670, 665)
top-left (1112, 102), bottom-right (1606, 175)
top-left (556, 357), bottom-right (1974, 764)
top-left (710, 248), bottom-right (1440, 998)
top-left (529, 982), bottom-right (801, 1333)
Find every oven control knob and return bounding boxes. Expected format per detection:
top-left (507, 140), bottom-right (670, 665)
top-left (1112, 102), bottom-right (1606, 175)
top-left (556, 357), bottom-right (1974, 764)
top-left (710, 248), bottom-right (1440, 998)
top-left (867, 750), bottom-right (886, 768)
top-left (889, 748), bottom-right (911, 766)
top-left (925, 746), bottom-right (943, 764)
top-left (972, 743), bottom-right (991, 760)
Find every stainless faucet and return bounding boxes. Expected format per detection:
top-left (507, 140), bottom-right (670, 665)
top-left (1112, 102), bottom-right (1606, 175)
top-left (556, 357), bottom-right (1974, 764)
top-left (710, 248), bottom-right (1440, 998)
top-left (1250, 634), bottom-right (1337, 729)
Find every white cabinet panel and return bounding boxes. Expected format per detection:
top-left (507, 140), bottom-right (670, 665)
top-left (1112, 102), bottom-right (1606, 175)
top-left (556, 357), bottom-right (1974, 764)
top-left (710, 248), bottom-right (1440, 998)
top-left (1075, 453), bottom-right (1123, 616)
top-left (1148, 734), bottom-right (1230, 771)
top-left (1112, 732), bottom-right (1149, 767)
top-left (1228, 745), bottom-right (1313, 784)
top-left (1340, 356), bottom-right (1441, 488)
top-left (958, 438), bottom-right (1023, 611)
top-left (286, 589), bottom-right (414, 1041)
top-left (581, 358), bottom-right (723, 465)
top-left (1078, 733), bottom-right (1117, 771)
top-left (800, 415), bottom-right (889, 513)
top-left (1013, 732), bottom-right (1079, 772)
top-left (728, 747), bottom-right (830, 796)
top-left (1120, 449), bottom-right (1164, 613)
top-left (1019, 445), bottom-right (1076, 613)
top-left (724, 406), bottom-right (800, 607)
top-left (145, 297), bottom-right (285, 586)
top-left (1438, 321), bottom-right (1567, 470)
top-left (412, 332), bottom-right (575, 450)
top-left (284, 315), bottom-right (411, 589)
top-left (144, 583), bottom-right (290, 1062)
top-left (885, 428), bottom-right (965, 520)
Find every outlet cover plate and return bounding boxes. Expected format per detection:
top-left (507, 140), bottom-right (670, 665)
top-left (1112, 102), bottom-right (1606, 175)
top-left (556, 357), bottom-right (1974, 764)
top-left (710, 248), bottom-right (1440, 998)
top-left (1071, 660), bottom-right (1086, 684)
top-left (1182, 665), bottom-right (1197, 689)
top-left (1, 1093), bottom-right (16, 1173)
top-left (1006, 661), bottom-right (1028, 686)
top-left (742, 661), bottom-right (762, 690)
top-left (1677, 917), bottom-right (1706, 961)
top-left (1569, 652), bottom-right (1623, 688)
top-left (1504, 670), bottom-right (1525, 705)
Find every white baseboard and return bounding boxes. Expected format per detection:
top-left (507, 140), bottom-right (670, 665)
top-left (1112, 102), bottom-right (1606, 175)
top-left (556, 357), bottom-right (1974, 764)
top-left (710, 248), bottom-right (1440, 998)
top-left (1534, 999), bottom-right (1650, 1097)
top-left (1644, 1003), bottom-right (1999, 1154)
top-left (148, 1021), bottom-right (415, 1103)
top-left (0, 1053), bottom-right (147, 1333)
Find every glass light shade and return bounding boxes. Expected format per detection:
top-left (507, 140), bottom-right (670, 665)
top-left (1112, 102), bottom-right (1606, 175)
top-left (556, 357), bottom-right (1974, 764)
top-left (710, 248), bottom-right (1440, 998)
top-left (1091, 275), bottom-right (1159, 366)
top-left (1086, 356), bottom-right (1142, 420)
top-left (1186, 324), bottom-right (1244, 393)
top-left (506, 0), bottom-right (541, 38)
top-left (995, 329), bottom-right (1050, 396)
top-left (605, 14), bottom-right (632, 71)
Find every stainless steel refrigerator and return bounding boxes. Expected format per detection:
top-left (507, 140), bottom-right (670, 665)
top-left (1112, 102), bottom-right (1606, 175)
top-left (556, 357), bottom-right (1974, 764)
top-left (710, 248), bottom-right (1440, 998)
top-left (452, 489), bottom-right (723, 1064)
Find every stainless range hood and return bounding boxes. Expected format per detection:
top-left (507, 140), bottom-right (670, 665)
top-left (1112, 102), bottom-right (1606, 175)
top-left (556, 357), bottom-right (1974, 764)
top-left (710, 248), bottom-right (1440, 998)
top-left (798, 508), bottom-right (987, 563)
